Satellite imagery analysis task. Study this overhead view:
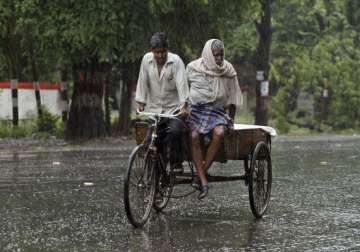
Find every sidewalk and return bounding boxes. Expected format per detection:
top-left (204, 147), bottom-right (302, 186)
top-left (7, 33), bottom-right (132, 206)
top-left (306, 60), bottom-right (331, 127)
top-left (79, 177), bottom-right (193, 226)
top-left (0, 136), bottom-right (136, 153)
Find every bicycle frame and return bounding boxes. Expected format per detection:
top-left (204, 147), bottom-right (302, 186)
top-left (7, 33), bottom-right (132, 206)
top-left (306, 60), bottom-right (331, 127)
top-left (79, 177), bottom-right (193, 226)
top-left (137, 110), bottom-right (182, 173)
top-left (125, 110), bottom-right (275, 227)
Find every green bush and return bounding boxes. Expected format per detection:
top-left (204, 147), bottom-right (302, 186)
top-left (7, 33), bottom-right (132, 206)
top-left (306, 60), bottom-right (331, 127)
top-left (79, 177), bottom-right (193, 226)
top-left (36, 107), bottom-right (59, 133)
top-left (275, 116), bottom-right (290, 134)
top-left (0, 121), bottom-right (36, 138)
top-left (54, 120), bottom-right (65, 137)
top-left (0, 107), bottom-right (65, 139)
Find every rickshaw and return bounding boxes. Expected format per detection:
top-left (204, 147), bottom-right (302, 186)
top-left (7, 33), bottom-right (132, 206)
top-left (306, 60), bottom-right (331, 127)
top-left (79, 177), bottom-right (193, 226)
top-left (124, 111), bottom-right (276, 228)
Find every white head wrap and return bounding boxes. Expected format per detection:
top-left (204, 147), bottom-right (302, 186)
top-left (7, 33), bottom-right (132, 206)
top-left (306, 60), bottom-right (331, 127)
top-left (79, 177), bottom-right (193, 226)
top-left (188, 39), bottom-right (237, 77)
top-left (187, 39), bottom-right (243, 107)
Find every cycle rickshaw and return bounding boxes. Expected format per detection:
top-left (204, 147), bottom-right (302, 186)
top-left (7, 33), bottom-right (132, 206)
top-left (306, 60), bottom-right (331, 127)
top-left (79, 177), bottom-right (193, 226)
top-left (124, 111), bottom-right (277, 228)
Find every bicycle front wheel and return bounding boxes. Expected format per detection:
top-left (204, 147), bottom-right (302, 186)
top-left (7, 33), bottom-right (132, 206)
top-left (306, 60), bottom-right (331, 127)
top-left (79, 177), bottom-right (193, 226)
top-left (153, 156), bottom-right (175, 212)
top-left (124, 145), bottom-right (156, 228)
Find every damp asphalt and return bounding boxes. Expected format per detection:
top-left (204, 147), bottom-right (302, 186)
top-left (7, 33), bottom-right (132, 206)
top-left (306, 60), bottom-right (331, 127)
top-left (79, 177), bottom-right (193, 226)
top-left (0, 135), bottom-right (359, 251)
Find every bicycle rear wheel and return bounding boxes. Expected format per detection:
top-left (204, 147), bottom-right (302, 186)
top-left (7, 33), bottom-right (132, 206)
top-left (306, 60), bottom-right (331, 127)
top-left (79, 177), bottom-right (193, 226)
top-left (248, 141), bottom-right (272, 218)
top-left (124, 145), bottom-right (156, 227)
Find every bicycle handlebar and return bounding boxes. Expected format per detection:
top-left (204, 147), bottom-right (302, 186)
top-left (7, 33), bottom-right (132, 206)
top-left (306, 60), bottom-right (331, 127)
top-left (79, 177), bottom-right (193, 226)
top-left (136, 109), bottom-right (182, 119)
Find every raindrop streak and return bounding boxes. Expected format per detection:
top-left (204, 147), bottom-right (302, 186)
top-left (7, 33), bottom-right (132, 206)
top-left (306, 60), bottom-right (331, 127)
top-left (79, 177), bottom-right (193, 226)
top-left (83, 182), bottom-right (95, 186)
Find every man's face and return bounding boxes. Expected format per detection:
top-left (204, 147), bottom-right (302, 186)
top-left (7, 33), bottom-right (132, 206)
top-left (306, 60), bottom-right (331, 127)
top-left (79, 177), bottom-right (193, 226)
top-left (212, 48), bottom-right (224, 66)
top-left (152, 47), bottom-right (168, 65)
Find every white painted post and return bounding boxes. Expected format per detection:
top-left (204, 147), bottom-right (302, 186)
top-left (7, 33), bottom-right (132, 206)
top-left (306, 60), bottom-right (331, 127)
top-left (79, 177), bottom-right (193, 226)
top-left (34, 81), bottom-right (42, 115)
top-left (60, 81), bottom-right (68, 122)
top-left (11, 79), bottom-right (18, 126)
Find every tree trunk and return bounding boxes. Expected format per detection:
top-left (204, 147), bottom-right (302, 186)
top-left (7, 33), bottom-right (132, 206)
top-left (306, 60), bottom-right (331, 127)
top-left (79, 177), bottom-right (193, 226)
top-left (59, 66), bottom-right (69, 123)
top-left (254, 0), bottom-right (272, 126)
top-left (65, 61), bottom-right (106, 139)
top-left (6, 15), bottom-right (21, 127)
top-left (29, 40), bottom-right (42, 116)
top-left (118, 62), bottom-right (135, 135)
top-left (104, 70), bottom-right (111, 135)
top-left (4, 4), bottom-right (22, 81)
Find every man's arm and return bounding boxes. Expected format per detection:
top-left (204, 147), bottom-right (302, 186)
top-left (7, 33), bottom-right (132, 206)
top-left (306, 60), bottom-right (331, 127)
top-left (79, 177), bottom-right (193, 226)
top-left (135, 56), bottom-right (149, 111)
top-left (179, 102), bottom-right (189, 118)
top-left (226, 75), bottom-right (242, 123)
top-left (174, 56), bottom-right (190, 118)
top-left (137, 102), bottom-right (146, 112)
top-left (228, 104), bottom-right (236, 122)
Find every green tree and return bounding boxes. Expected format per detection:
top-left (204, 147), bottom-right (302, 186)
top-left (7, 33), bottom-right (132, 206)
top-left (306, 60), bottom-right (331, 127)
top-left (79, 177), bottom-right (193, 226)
top-left (0, 0), bottom-right (25, 79)
top-left (271, 0), bottom-right (360, 131)
top-left (32, 0), bottom-right (154, 138)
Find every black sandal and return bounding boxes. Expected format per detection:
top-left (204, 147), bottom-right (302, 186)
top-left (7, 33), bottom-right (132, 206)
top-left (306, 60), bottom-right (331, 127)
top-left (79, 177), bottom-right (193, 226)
top-left (191, 177), bottom-right (201, 190)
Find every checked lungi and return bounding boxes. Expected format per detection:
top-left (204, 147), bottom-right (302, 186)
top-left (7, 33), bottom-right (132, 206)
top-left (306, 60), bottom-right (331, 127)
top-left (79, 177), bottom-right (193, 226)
top-left (187, 103), bottom-right (233, 134)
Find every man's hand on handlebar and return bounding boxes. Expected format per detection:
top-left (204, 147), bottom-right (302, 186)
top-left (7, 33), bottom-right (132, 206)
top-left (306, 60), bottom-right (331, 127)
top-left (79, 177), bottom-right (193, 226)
top-left (136, 103), bottom-right (186, 119)
top-left (137, 102), bottom-right (145, 112)
top-left (179, 103), bottom-right (190, 119)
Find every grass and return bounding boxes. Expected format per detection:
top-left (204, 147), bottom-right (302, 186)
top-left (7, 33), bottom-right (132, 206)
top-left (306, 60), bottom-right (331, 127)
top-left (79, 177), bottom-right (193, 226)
top-left (270, 119), bottom-right (360, 136)
top-left (235, 113), bottom-right (360, 136)
top-left (0, 120), bottom-right (36, 138)
top-left (1, 109), bottom-right (358, 139)
top-left (235, 112), bottom-right (255, 124)
top-left (0, 118), bottom-right (65, 139)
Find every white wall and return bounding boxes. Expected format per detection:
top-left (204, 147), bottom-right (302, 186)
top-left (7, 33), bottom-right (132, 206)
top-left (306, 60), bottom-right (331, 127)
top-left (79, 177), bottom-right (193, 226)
top-left (0, 89), bottom-right (13, 120)
top-left (40, 90), bottom-right (63, 116)
top-left (18, 89), bottom-right (38, 119)
top-left (0, 88), bottom-right (63, 120)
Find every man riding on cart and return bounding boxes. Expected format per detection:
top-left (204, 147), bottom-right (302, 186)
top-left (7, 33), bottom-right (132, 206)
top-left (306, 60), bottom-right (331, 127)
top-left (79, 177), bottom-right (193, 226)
top-left (186, 39), bottom-right (243, 199)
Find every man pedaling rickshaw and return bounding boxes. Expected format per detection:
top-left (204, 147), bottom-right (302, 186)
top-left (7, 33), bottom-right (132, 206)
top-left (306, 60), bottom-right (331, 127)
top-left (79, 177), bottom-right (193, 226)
top-left (135, 32), bottom-right (190, 175)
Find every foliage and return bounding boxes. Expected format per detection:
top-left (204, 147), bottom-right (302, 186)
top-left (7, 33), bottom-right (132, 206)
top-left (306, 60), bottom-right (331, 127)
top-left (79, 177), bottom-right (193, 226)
top-left (0, 0), bottom-right (256, 78)
top-left (0, 0), bottom-right (359, 135)
top-left (0, 121), bottom-right (35, 138)
top-left (235, 112), bottom-right (255, 125)
top-left (273, 116), bottom-right (290, 134)
top-left (0, 112), bottom-right (64, 139)
top-left (270, 0), bottom-right (360, 131)
top-left (36, 107), bottom-right (59, 133)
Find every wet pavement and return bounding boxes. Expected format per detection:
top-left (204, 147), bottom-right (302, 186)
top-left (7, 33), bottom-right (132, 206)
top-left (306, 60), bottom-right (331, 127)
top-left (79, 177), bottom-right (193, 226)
top-left (0, 135), bottom-right (359, 251)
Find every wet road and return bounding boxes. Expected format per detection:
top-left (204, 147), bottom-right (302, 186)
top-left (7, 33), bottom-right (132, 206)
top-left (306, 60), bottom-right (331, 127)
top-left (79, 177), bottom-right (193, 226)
top-left (0, 136), bottom-right (359, 251)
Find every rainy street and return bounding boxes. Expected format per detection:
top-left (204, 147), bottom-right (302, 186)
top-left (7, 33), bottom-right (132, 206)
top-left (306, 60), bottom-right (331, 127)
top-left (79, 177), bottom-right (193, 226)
top-left (0, 136), bottom-right (359, 251)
